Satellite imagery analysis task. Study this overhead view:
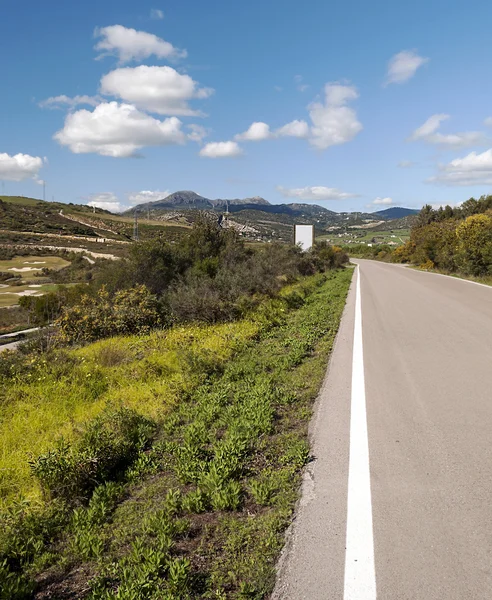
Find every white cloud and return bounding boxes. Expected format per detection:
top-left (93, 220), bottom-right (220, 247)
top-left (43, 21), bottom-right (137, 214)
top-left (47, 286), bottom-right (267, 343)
top-left (39, 95), bottom-right (102, 109)
top-left (94, 24), bottom-right (186, 64)
top-left (54, 102), bottom-right (186, 157)
top-left (411, 114), bottom-right (449, 139)
top-left (276, 185), bottom-right (357, 201)
top-left (187, 124), bottom-right (209, 143)
top-left (127, 190), bottom-right (171, 205)
top-left (199, 141), bottom-right (243, 158)
top-left (410, 114), bottom-right (487, 149)
top-left (0, 153), bottom-right (45, 181)
top-left (484, 117), bottom-right (492, 127)
top-left (398, 160), bottom-right (415, 168)
top-left (308, 83), bottom-right (362, 150)
top-left (274, 86), bottom-right (283, 92)
top-left (235, 122), bottom-right (272, 141)
top-left (276, 120), bottom-right (310, 138)
top-left (372, 197), bottom-right (393, 205)
top-left (87, 192), bottom-right (123, 213)
top-left (100, 65), bottom-right (213, 116)
top-left (385, 50), bottom-right (428, 85)
top-left (150, 9), bottom-right (164, 20)
top-left (429, 149), bottom-right (492, 186)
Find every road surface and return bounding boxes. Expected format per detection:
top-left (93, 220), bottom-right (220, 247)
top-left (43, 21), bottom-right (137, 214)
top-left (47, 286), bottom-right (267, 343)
top-left (0, 327), bottom-right (40, 353)
top-left (274, 260), bottom-right (492, 599)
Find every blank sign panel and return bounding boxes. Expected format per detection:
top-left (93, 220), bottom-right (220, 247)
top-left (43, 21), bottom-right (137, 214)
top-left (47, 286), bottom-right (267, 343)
top-left (295, 225), bottom-right (314, 251)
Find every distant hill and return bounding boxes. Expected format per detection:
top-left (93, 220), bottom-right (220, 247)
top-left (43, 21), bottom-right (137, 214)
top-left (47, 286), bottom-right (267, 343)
top-left (0, 196), bottom-right (99, 237)
top-left (372, 207), bottom-right (419, 219)
top-left (123, 190), bottom-right (339, 220)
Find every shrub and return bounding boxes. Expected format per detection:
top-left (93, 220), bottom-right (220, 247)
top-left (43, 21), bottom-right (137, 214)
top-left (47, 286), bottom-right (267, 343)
top-left (30, 407), bottom-right (155, 503)
top-left (56, 285), bottom-right (162, 343)
top-left (455, 213), bottom-right (492, 276)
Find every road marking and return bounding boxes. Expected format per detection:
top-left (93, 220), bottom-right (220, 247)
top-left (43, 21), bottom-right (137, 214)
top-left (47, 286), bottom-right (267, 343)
top-left (343, 266), bottom-right (377, 600)
top-left (411, 267), bottom-right (492, 290)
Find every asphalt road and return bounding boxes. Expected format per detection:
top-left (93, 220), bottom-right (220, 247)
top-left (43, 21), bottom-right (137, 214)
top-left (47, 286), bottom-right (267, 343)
top-left (0, 327), bottom-right (39, 353)
top-left (273, 260), bottom-right (492, 599)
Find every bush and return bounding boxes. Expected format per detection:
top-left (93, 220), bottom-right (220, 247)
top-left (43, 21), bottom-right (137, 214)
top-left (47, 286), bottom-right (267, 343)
top-left (29, 407), bottom-right (155, 503)
top-left (455, 213), bottom-right (492, 276)
top-left (56, 285), bottom-right (162, 343)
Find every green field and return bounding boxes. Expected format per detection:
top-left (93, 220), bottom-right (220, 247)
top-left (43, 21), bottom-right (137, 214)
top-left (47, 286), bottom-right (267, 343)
top-left (317, 227), bottom-right (410, 246)
top-left (0, 195), bottom-right (43, 207)
top-left (0, 255), bottom-right (71, 306)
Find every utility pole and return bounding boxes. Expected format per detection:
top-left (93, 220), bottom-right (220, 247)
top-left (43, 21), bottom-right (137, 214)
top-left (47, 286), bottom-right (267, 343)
top-left (133, 209), bottom-right (139, 241)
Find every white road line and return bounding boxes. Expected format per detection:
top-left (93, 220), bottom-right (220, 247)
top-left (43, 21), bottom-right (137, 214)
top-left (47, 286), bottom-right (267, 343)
top-left (343, 266), bottom-right (377, 600)
top-left (410, 267), bottom-right (492, 290)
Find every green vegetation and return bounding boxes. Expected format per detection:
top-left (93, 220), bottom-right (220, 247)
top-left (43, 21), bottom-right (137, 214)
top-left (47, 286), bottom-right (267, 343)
top-left (392, 196), bottom-right (492, 278)
top-left (0, 255), bottom-right (72, 307)
top-left (317, 227), bottom-right (410, 248)
top-left (0, 268), bottom-right (352, 598)
top-left (0, 255), bottom-right (70, 278)
top-left (44, 221), bottom-right (348, 343)
top-left (342, 195), bottom-right (492, 283)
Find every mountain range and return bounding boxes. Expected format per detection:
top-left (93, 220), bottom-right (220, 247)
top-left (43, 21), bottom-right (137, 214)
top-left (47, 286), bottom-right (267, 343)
top-left (123, 190), bottom-right (419, 221)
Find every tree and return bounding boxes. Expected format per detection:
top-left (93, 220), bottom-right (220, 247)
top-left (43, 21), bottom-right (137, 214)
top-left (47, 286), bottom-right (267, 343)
top-left (455, 213), bottom-right (492, 276)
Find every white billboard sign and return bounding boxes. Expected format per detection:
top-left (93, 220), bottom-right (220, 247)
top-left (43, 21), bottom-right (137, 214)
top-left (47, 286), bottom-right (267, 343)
top-left (295, 224), bottom-right (314, 251)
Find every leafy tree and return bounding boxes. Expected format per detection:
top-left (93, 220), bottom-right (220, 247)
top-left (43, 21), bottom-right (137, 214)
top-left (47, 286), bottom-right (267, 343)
top-left (455, 213), bottom-right (492, 275)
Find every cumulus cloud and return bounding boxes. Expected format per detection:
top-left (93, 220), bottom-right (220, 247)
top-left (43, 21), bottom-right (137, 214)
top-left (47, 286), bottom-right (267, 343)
top-left (385, 50), bottom-right (428, 85)
top-left (100, 65), bottom-right (213, 116)
top-left (0, 153), bottom-right (45, 181)
top-left (150, 9), bottom-right (164, 20)
top-left (127, 190), bottom-right (170, 205)
top-left (410, 114), bottom-right (487, 149)
top-left (199, 141), bottom-right (243, 158)
top-left (187, 124), bottom-right (209, 143)
top-left (235, 122), bottom-right (272, 141)
top-left (372, 197), bottom-right (393, 205)
top-left (398, 160), bottom-right (415, 168)
top-left (39, 95), bottom-right (102, 109)
top-left (87, 192), bottom-right (123, 213)
top-left (94, 24), bottom-right (186, 63)
top-left (276, 120), bottom-right (310, 138)
top-left (308, 83), bottom-right (362, 150)
top-left (276, 185), bottom-right (357, 201)
top-left (428, 149), bottom-right (492, 186)
top-left (54, 102), bottom-right (186, 157)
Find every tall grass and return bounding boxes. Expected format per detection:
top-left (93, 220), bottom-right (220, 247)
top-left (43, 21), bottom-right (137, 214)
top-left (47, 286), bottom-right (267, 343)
top-left (0, 320), bottom-right (259, 506)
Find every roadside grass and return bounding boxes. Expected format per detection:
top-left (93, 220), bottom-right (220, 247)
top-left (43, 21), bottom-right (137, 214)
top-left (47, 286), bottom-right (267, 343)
top-left (0, 321), bottom-right (260, 507)
top-left (0, 269), bottom-right (353, 598)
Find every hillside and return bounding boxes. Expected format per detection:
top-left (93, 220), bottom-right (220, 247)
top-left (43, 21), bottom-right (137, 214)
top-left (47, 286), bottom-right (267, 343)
top-left (0, 197), bottom-right (99, 237)
top-left (0, 193), bottom-right (422, 246)
top-left (372, 207), bottom-right (419, 219)
top-left (0, 196), bottom-right (191, 246)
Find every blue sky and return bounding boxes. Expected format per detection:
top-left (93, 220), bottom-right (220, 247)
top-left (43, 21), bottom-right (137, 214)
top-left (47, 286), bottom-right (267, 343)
top-left (2, 0), bottom-right (492, 212)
